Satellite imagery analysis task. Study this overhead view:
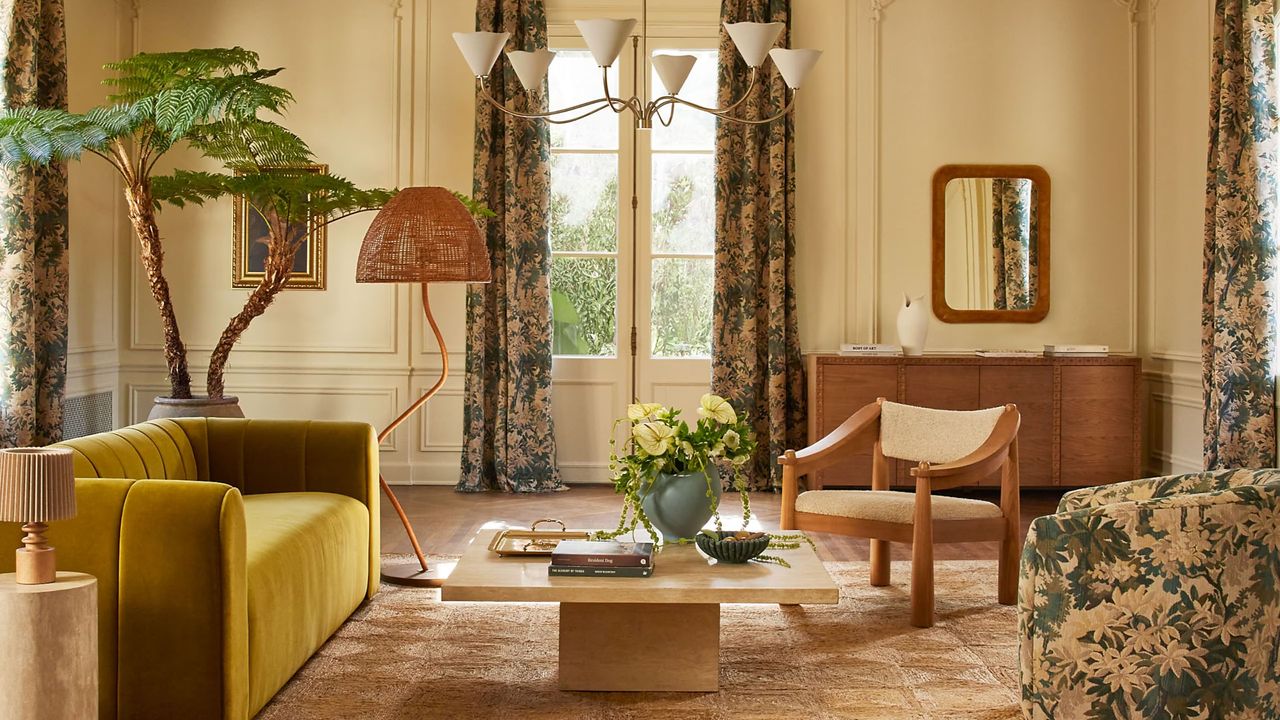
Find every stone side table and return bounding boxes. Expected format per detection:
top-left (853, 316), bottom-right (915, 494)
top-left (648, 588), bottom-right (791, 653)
top-left (0, 572), bottom-right (97, 718)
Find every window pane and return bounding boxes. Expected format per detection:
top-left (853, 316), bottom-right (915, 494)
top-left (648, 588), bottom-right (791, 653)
top-left (651, 154), bottom-right (714, 254)
top-left (552, 256), bottom-right (617, 356)
top-left (651, 258), bottom-right (713, 358)
top-left (551, 153), bottom-right (618, 252)
top-left (549, 49), bottom-right (619, 150)
top-left (651, 49), bottom-right (718, 150)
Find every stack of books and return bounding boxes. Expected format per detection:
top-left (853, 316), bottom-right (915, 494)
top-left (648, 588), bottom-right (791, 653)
top-left (838, 343), bottom-right (903, 357)
top-left (548, 540), bottom-right (655, 578)
top-left (1043, 344), bottom-right (1109, 357)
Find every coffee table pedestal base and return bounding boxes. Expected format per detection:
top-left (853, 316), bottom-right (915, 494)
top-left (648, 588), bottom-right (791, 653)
top-left (559, 602), bottom-right (719, 692)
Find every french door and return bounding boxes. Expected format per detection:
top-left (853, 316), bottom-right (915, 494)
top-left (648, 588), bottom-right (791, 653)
top-left (548, 36), bottom-right (719, 483)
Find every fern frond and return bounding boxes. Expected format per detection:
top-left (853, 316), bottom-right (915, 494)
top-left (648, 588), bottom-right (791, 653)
top-left (186, 118), bottom-right (311, 170)
top-left (152, 167), bottom-right (395, 225)
top-left (104, 47), bottom-right (263, 101)
top-left (0, 108), bottom-right (114, 165)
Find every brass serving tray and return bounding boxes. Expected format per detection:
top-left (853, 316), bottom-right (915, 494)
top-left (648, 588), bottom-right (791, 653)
top-left (487, 519), bottom-right (592, 557)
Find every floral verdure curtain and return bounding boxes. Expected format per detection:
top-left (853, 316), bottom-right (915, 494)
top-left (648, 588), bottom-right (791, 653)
top-left (990, 179), bottom-right (1037, 311)
top-left (458, 0), bottom-right (562, 492)
top-left (1203, 0), bottom-right (1279, 469)
top-left (0, 0), bottom-right (67, 447)
top-left (712, 0), bottom-right (806, 491)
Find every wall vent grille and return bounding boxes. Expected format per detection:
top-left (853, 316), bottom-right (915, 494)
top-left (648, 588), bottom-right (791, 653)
top-left (62, 391), bottom-right (114, 440)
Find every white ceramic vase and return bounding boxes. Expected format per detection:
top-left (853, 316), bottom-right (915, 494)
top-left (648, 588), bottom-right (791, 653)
top-left (897, 292), bottom-right (928, 356)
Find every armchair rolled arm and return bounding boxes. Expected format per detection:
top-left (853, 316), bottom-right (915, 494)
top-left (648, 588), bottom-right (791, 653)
top-left (1019, 482), bottom-right (1280, 720)
top-left (1057, 467), bottom-right (1280, 512)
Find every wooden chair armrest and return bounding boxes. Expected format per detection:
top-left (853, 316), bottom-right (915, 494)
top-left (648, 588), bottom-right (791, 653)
top-left (778, 399), bottom-right (882, 475)
top-left (911, 405), bottom-right (1020, 482)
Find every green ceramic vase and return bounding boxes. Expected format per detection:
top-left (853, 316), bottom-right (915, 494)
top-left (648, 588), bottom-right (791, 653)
top-left (640, 466), bottom-right (721, 542)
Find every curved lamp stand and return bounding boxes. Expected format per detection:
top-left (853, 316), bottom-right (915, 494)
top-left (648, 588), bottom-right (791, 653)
top-left (379, 283), bottom-right (452, 587)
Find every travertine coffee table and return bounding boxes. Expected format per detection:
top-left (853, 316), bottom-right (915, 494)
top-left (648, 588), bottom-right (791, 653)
top-left (441, 529), bottom-right (839, 692)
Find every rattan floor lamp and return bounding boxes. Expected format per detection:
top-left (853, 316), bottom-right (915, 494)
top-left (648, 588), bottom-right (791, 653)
top-left (356, 187), bottom-right (491, 587)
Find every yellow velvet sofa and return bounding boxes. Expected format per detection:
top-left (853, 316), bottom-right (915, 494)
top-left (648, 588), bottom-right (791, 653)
top-left (0, 418), bottom-right (380, 719)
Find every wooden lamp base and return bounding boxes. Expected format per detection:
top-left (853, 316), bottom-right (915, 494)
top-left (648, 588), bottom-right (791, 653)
top-left (15, 522), bottom-right (55, 585)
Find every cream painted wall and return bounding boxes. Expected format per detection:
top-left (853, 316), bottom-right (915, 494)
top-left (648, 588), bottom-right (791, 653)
top-left (1140, 0), bottom-right (1210, 475)
top-left (67, 0), bottom-right (1210, 481)
top-left (64, 0), bottom-right (129, 416)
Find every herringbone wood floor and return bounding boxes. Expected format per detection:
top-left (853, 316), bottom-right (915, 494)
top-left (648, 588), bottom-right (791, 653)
top-left (379, 485), bottom-right (1066, 561)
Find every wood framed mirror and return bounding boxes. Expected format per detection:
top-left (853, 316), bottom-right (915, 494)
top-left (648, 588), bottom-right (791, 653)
top-left (931, 164), bottom-right (1050, 323)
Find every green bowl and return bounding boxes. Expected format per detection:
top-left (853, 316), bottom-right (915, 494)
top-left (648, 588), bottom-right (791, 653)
top-left (695, 531), bottom-right (769, 563)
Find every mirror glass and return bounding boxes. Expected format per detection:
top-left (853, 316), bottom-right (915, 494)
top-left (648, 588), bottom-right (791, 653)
top-left (942, 177), bottom-right (1041, 311)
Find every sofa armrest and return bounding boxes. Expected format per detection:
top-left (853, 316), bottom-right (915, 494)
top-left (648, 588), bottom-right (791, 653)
top-left (1057, 468), bottom-right (1280, 512)
top-left (1019, 483), bottom-right (1280, 719)
top-left (2, 478), bottom-right (249, 720)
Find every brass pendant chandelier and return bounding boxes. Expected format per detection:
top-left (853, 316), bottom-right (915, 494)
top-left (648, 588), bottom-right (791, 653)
top-left (452, 9), bottom-right (820, 129)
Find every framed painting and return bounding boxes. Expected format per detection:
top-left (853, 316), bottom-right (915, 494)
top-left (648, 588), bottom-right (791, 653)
top-left (232, 163), bottom-right (327, 290)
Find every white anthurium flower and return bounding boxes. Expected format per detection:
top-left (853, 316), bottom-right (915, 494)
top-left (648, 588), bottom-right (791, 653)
top-left (680, 440), bottom-right (696, 457)
top-left (698, 394), bottom-right (737, 424)
top-left (710, 441), bottom-right (726, 456)
top-left (627, 402), bottom-right (664, 421)
top-left (633, 422), bottom-right (676, 456)
top-left (723, 429), bottom-right (741, 450)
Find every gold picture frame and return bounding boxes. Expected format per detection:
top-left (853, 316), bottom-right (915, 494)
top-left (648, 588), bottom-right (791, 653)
top-left (232, 163), bottom-right (327, 290)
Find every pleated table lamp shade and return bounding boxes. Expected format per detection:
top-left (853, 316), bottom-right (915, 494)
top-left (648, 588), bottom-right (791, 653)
top-left (356, 187), bottom-right (491, 284)
top-left (0, 448), bottom-right (75, 524)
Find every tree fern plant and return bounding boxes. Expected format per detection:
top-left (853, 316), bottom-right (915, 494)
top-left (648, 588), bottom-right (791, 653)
top-left (0, 48), bottom-right (479, 402)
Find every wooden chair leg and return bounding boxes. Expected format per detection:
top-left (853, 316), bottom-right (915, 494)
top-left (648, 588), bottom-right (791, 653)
top-left (998, 532), bottom-right (1018, 606)
top-left (998, 448), bottom-right (1020, 606)
top-left (911, 474), bottom-right (934, 628)
top-left (870, 539), bottom-right (890, 586)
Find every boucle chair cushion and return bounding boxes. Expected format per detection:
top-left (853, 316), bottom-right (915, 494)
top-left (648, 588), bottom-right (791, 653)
top-left (879, 401), bottom-right (1006, 464)
top-left (794, 490), bottom-right (1002, 524)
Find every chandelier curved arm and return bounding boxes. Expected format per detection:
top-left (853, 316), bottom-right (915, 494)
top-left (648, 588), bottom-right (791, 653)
top-left (601, 68), bottom-right (644, 116)
top-left (645, 67), bottom-right (760, 122)
top-left (659, 88), bottom-right (797, 126)
top-left (545, 102), bottom-right (618, 125)
top-left (476, 76), bottom-right (613, 120)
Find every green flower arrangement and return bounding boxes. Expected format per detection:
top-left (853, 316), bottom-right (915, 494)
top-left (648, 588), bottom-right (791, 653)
top-left (594, 395), bottom-right (814, 565)
top-left (596, 394), bottom-right (756, 543)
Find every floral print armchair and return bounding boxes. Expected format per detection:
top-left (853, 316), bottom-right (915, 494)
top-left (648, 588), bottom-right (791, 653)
top-left (1019, 469), bottom-right (1280, 719)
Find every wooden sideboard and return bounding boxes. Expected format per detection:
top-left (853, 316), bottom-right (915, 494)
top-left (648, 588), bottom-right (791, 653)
top-left (806, 354), bottom-right (1142, 488)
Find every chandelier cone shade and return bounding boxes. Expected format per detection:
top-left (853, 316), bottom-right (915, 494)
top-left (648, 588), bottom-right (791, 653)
top-left (575, 18), bottom-right (637, 67)
top-left (507, 49), bottom-right (556, 91)
top-left (724, 21), bottom-right (784, 68)
top-left (652, 54), bottom-right (698, 95)
top-left (768, 48), bottom-right (822, 89)
top-left (454, 31), bottom-right (509, 78)
top-left (356, 187), bottom-right (491, 284)
top-left (0, 448), bottom-right (75, 523)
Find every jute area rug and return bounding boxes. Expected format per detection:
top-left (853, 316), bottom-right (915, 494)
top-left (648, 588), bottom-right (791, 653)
top-left (259, 559), bottom-right (1020, 720)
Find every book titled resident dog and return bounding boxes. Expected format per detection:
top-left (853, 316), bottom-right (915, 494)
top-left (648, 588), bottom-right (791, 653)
top-left (551, 540), bottom-right (655, 568)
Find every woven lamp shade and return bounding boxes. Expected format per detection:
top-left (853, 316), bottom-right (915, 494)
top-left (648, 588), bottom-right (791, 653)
top-left (0, 448), bottom-right (75, 522)
top-left (356, 187), bottom-right (492, 284)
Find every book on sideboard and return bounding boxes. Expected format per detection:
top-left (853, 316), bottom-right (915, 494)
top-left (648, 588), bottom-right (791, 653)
top-left (1043, 344), bottom-right (1109, 356)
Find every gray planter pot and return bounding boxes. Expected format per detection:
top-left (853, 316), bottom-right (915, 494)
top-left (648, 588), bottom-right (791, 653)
top-left (639, 466), bottom-right (721, 542)
top-left (147, 395), bottom-right (245, 420)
